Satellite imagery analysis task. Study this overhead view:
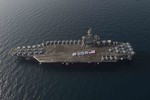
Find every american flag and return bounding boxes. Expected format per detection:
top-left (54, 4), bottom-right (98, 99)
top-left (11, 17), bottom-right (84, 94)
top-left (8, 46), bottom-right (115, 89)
top-left (89, 50), bottom-right (96, 54)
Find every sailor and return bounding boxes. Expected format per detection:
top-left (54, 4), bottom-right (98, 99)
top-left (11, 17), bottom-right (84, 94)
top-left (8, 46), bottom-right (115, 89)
top-left (65, 40), bottom-right (69, 45)
top-left (102, 40), bottom-right (106, 45)
top-left (18, 52), bottom-right (21, 55)
top-left (78, 40), bottom-right (81, 45)
top-left (41, 43), bottom-right (45, 46)
top-left (17, 47), bottom-right (21, 49)
top-left (46, 41), bottom-right (50, 45)
top-left (108, 48), bottom-right (112, 52)
top-left (37, 44), bottom-right (41, 47)
top-left (50, 41), bottom-right (54, 45)
top-left (101, 56), bottom-right (104, 61)
top-left (22, 46), bottom-right (26, 49)
top-left (122, 50), bottom-right (126, 54)
top-left (62, 41), bottom-right (65, 45)
top-left (69, 40), bottom-right (73, 45)
top-left (12, 53), bottom-right (15, 56)
top-left (57, 41), bottom-right (61, 45)
top-left (129, 48), bottom-right (133, 51)
top-left (122, 43), bottom-right (125, 46)
top-left (131, 51), bottom-right (135, 55)
top-left (120, 57), bottom-right (123, 60)
top-left (116, 49), bottom-right (119, 53)
top-left (120, 44), bottom-right (123, 47)
top-left (110, 56), bottom-right (113, 60)
top-left (114, 56), bottom-right (117, 60)
top-left (107, 40), bottom-right (111, 45)
top-left (96, 41), bottom-right (101, 46)
top-left (94, 35), bottom-right (100, 41)
top-left (127, 55), bottom-right (132, 60)
top-left (72, 52), bottom-right (77, 56)
top-left (30, 52), bottom-right (33, 55)
top-left (115, 47), bottom-right (118, 50)
top-left (113, 42), bottom-right (115, 45)
top-left (32, 45), bottom-right (36, 48)
top-left (27, 46), bottom-right (31, 49)
top-left (105, 56), bottom-right (108, 60)
top-left (73, 40), bottom-right (77, 45)
top-left (54, 41), bottom-right (57, 45)
top-left (27, 53), bottom-right (30, 56)
top-left (127, 45), bottom-right (131, 48)
top-left (66, 62), bottom-right (69, 65)
top-left (21, 53), bottom-right (24, 56)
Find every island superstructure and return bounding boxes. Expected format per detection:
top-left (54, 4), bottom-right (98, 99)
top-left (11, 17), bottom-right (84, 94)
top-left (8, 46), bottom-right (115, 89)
top-left (11, 29), bottom-right (135, 64)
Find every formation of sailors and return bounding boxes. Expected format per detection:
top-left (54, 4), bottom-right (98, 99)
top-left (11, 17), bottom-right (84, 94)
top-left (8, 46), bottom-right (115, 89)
top-left (101, 55), bottom-right (128, 61)
top-left (15, 39), bottom-right (119, 51)
top-left (107, 43), bottom-right (135, 55)
top-left (16, 43), bottom-right (46, 50)
top-left (101, 40), bottom-right (112, 45)
top-left (101, 55), bottom-right (119, 61)
top-left (45, 39), bottom-right (118, 46)
top-left (13, 45), bottom-right (45, 56)
top-left (96, 40), bottom-right (120, 46)
top-left (45, 40), bottom-right (82, 45)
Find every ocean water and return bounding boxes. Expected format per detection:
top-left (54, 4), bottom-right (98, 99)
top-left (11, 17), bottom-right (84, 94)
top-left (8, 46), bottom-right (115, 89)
top-left (0, 0), bottom-right (150, 100)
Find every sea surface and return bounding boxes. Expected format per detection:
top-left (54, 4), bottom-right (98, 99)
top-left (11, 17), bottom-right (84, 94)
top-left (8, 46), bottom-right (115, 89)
top-left (0, 0), bottom-right (150, 100)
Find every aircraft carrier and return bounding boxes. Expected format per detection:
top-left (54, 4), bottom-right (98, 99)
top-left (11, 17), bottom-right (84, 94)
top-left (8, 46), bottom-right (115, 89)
top-left (11, 29), bottom-right (135, 65)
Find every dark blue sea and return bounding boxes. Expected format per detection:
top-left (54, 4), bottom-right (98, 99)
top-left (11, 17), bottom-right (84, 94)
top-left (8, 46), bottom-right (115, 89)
top-left (0, 0), bottom-right (150, 100)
